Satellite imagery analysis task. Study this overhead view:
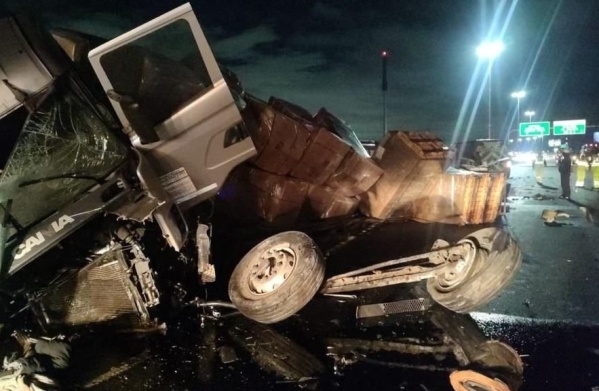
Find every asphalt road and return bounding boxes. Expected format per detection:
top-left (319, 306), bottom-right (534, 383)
top-left (478, 162), bottom-right (599, 324)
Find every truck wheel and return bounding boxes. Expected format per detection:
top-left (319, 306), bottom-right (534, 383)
top-left (228, 231), bottom-right (325, 324)
top-left (450, 370), bottom-right (511, 391)
top-left (426, 228), bottom-right (521, 313)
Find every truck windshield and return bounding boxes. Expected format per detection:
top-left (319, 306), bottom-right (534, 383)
top-left (0, 84), bottom-right (128, 233)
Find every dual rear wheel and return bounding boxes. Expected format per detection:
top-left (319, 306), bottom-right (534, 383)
top-left (228, 228), bottom-right (521, 323)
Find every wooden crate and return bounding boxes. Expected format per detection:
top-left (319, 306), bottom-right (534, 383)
top-left (421, 171), bottom-right (506, 225)
top-left (360, 131), bottom-right (448, 220)
top-left (361, 131), bottom-right (506, 224)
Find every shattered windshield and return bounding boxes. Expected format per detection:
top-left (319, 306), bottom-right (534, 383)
top-left (0, 84), bottom-right (128, 232)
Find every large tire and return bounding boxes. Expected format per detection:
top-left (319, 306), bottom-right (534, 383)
top-left (228, 231), bottom-right (325, 324)
top-left (426, 228), bottom-right (521, 313)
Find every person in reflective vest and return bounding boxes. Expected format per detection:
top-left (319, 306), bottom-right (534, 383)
top-left (592, 155), bottom-right (599, 189)
top-left (534, 151), bottom-right (544, 184)
top-left (575, 157), bottom-right (587, 188)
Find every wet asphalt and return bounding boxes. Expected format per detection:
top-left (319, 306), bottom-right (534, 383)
top-left (4, 162), bottom-right (599, 391)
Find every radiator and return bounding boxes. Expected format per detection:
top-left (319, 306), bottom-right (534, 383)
top-left (32, 249), bottom-right (150, 330)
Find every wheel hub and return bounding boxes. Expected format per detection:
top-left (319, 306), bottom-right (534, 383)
top-left (449, 370), bottom-right (510, 391)
top-left (434, 240), bottom-right (477, 292)
top-left (248, 244), bottom-right (297, 295)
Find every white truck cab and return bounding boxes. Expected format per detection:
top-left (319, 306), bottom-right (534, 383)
top-left (88, 3), bottom-right (256, 211)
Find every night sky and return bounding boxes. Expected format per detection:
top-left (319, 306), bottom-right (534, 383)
top-left (4, 0), bottom-right (599, 144)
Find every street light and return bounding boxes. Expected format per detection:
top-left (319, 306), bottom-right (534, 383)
top-left (524, 110), bottom-right (535, 122)
top-left (511, 90), bottom-right (526, 123)
top-left (477, 41), bottom-right (505, 139)
top-left (381, 50), bottom-right (388, 138)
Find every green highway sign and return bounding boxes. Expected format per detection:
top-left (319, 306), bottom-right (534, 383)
top-left (553, 119), bottom-right (586, 135)
top-left (519, 121), bottom-right (550, 137)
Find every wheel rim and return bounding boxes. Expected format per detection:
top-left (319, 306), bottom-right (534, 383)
top-left (248, 243), bottom-right (297, 295)
top-left (450, 370), bottom-right (510, 391)
top-left (434, 240), bottom-right (477, 292)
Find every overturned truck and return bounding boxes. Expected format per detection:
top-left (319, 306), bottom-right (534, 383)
top-left (0, 3), bottom-right (520, 334)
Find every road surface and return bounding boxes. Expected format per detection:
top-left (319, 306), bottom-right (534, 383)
top-left (479, 161), bottom-right (599, 324)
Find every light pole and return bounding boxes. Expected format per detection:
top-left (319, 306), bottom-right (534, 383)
top-left (477, 41), bottom-right (505, 139)
top-left (511, 90), bottom-right (526, 123)
top-left (524, 110), bottom-right (535, 122)
top-left (381, 50), bottom-right (388, 138)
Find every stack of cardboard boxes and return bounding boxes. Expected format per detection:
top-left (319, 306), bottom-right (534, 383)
top-left (219, 96), bottom-right (383, 226)
top-left (218, 96), bottom-right (506, 227)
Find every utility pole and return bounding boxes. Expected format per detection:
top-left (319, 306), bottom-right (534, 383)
top-left (381, 50), bottom-right (388, 138)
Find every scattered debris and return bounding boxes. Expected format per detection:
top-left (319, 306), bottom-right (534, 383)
top-left (580, 206), bottom-right (599, 226)
top-left (541, 209), bottom-right (570, 223)
top-left (219, 345), bottom-right (238, 364)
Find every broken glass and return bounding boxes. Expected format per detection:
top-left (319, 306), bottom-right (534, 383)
top-left (0, 85), bottom-right (128, 230)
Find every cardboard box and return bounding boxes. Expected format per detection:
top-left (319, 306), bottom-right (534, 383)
top-left (290, 128), bottom-right (351, 184)
top-left (219, 166), bottom-right (309, 227)
top-left (245, 95), bottom-right (274, 153)
top-left (245, 95), bottom-right (315, 176)
top-left (269, 96), bottom-right (315, 124)
top-left (307, 185), bottom-right (359, 219)
top-left (326, 150), bottom-right (384, 196)
top-left (252, 111), bottom-right (313, 175)
top-left (313, 108), bottom-right (370, 157)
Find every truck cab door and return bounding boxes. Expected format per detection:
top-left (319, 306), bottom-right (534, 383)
top-left (88, 3), bottom-right (256, 212)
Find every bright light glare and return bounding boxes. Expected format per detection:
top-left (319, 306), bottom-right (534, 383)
top-left (476, 41), bottom-right (505, 59)
top-left (511, 90), bottom-right (526, 99)
top-left (524, 110), bottom-right (536, 116)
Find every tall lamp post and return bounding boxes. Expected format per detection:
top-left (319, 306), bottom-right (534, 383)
top-left (524, 110), bottom-right (535, 122)
top-left (511, 90), bottom-right (526, 123)
top-left (477, 41), bottom-right (505, 139)
top-left (381, 50), bottom-right (388, 138)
